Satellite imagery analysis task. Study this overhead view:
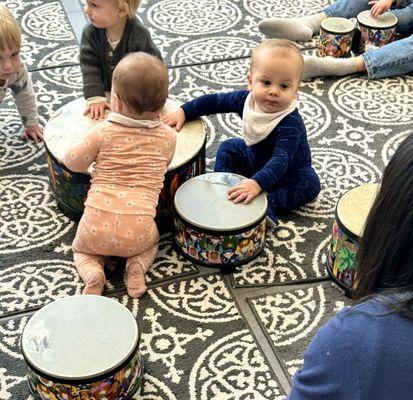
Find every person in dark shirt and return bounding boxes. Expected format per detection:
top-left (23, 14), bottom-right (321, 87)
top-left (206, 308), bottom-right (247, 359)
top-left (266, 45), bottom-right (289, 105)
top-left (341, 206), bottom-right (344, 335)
top-left (80, 0), bottom-right (161, 119)
top-left (163, 39), bottom-right (320, 223)
top-left (288, 133), bottom-right (413, 399)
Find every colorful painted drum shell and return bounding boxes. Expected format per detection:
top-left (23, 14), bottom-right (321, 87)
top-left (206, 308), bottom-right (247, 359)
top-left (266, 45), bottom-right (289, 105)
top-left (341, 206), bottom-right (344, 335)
top-left (22, 296), bottom-right (144, 400)
top-left (26, 351), bottom-right (144, 400)
top-left (327, 217), bottom-right (359, 295)
top-left (44, 98), bottom-right (206, 231)
top-left (327, 183), bottom-right (379, 296)
top-left (174, 214), bottom-right (267, 267)
top-left (173, 173), bottom-right (268, 268)
top-left (318, 17), bottom-right (355, 58)
top-left (357, 10), bottom-right (397, 53)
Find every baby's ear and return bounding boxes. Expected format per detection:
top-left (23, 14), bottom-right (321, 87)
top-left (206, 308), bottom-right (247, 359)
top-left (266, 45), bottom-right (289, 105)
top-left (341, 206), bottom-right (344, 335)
top-left (118, 3), bottom-right (129, 18)
top-left (247, 72), bottom-right (252, 90)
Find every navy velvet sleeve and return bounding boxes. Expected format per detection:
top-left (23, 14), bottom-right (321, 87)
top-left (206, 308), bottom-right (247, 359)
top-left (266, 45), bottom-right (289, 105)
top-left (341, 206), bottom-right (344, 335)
top-left (288, 314), bottom-right (359, 400)
top-left (181, 90), bottom-right (249, 120)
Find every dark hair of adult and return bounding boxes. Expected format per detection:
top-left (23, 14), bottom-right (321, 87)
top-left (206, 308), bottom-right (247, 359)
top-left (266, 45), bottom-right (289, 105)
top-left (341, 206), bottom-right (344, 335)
top-left (355, 133), bottom-right (413, 318)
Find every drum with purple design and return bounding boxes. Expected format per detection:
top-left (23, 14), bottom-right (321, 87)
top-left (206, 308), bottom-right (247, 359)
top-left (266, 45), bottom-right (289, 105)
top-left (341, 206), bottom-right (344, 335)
top-left (21, 295), bottom-right (144, 400)
top-left (327, 183), bottom-right (379, 297)
top-left (318, 17), bottom-right (355, 58)
top-left (357, 10), bottom-right (397, 53)
top-left (173, 172), bottom-right (268, 269)
top-left (44, 98), bottom-right (206, 232)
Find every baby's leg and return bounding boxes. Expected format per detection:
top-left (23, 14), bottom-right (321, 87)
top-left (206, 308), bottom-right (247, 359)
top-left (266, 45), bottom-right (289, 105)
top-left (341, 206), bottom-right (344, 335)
top-left (214, 138), bottom-right (252, 176)
top-left (74, 252), bottom-right (107, 295)
top-left (267, 171), bottom-right (321, 218)
top-left (126, 243), bottom-right (159, 298)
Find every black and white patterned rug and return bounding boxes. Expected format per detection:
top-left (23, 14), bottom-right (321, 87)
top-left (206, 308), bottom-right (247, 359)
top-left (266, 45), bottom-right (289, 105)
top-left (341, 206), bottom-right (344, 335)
top-left (1, 0), bottom-right (413, 399)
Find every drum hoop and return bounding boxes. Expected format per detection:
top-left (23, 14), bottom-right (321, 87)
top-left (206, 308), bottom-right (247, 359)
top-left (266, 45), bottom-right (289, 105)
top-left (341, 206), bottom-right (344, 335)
top-left (174, 211), bottom-right (266, 236)
top-left (44, 139), bottom-right (90, 179)
top-left (321, 26), bottom-right (355, 35)
top-left (22, 336), bottom-right (141, 384)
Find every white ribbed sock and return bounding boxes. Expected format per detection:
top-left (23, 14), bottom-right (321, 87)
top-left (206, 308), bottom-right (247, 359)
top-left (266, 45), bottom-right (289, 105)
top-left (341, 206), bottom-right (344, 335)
top-left (302, 55), bottom-right (358, 80)
top-left (258, 15), bottom-right (321, 41)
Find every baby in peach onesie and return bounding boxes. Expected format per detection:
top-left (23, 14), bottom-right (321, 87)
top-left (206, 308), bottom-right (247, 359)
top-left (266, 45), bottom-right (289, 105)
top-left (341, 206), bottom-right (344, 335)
top-left (63, 52), bottom-right (176, 298)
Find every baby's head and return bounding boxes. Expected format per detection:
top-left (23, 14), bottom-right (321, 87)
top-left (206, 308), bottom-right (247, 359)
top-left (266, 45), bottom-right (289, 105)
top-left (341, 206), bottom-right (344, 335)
top-left (83, 0), bottom-right (140, 26)
top-left (0, 4), bottom-right (21, 81)
top-left (248, 39), bottom-right (304, 113)
top-left (111, 52), bottom-right (168, 118)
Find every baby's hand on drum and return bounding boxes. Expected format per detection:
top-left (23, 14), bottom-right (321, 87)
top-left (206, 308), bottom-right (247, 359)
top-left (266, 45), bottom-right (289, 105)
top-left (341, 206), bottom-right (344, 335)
top-left (228, 179), bottom-right (262, 204)
top-left (22, 124), bottom-right (43, 141)
top-left (84, 102), bottom-right (110, 120)
top-left (369, 0), bottom-right (392, 18)
top-left (161, 108), bottom-right (186, 131)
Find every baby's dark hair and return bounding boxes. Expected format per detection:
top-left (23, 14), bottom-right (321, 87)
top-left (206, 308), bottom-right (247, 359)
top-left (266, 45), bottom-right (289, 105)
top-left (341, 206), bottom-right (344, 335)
top-left (251, 39), bottom-right (304, 78)
top-left (0, 4), bottom-right (21, 52)
top-left (112, 52), bottom-right (168, 114)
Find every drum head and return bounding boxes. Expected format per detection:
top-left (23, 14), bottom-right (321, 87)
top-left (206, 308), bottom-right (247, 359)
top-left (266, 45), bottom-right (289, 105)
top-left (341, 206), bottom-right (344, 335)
top-left (337, 183), bottom-right (379, 237)
top-left (357, 10), bottom-right (397, 29)
top-left (21, 295), bottom-right (139, 380)
top-left (163, 100), bottom-right (206, 171)
top-left (44, 97), bottom-right (206, 173)
top-left (174, 172), bottom-right (268, 231)
top-left (321, 17), bottom-right (355, 33)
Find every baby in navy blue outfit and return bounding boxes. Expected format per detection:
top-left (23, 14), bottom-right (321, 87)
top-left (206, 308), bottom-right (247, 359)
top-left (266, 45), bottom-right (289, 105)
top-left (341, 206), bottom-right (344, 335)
top-left (163, 39), bottom-right (320, 223)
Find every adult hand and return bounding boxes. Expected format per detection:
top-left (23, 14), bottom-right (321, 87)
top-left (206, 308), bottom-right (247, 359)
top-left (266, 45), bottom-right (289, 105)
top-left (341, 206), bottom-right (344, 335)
top-left (84, 101), bottom-right (110, 120)
top-left (227, 179), bottom-right (262, 204)
top-left (161, 107), bottom-right (186, 131)
top-left (369, 0), bottom-right (393, 18)
top-left (22, 124), bottom-right (43, 141)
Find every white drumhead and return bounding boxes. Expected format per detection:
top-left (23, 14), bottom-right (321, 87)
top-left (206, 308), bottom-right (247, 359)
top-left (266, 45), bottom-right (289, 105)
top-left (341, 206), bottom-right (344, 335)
top-left (357, 10), bottom-right (397, 28)
top-left (337, 183), bottom-right (379, 236)
top-left (163, 100), bottom-right (206, 170)
top-left (321, 17), bottom-right (355, 33)
top-left (174, 172), bottom-right (268, 231)
top-left (21, 295), bottom-right (139, 380)
top-left (43, 97), bottom-right (205, 174)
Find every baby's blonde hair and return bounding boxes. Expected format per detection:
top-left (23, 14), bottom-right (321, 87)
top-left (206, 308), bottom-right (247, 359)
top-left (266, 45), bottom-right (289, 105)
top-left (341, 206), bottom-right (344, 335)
top-left (251, 39), bottom-right (304, 78)
top-left (113, 52), bottom-right (168, 114)
top-left (0, 3), bottom-right (21, 52)
top-left (118, 0), bottom-right (141, 18)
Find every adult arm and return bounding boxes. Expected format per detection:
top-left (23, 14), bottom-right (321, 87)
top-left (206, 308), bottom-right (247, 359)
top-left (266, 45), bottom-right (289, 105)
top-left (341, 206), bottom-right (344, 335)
top-left (288, 314), bottom-right (358, 400)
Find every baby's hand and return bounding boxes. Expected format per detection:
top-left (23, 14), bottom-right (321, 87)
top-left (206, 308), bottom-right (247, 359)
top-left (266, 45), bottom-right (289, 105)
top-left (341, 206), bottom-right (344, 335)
top-left (369, 0), bottom-right (393, 18)
top-left (161, 108), bottom-right (186, 131)
top-left (84, 101), bottom-right (110, 120)
top-left (228, 179), bottom-right (262, 204)
top-left (22, 124), bottom-right (43, 141)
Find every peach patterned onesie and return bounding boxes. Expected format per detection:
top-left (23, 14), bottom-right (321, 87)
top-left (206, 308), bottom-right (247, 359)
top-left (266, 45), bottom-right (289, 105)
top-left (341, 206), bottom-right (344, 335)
top-left (64, 112), bottom-right (176, 291)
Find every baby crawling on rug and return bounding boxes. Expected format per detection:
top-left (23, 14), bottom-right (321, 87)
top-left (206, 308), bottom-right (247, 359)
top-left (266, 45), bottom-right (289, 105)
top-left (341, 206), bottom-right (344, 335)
top-left (62, 53), bottom-right (176, 298)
